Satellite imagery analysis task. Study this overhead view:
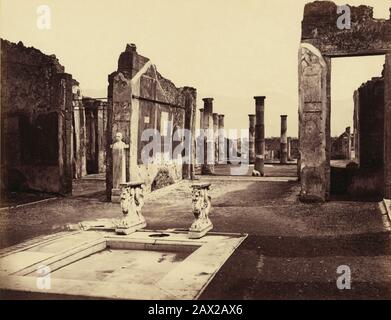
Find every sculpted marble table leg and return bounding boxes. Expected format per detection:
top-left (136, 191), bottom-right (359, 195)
top-left (188, 183), bottom-right (213, 239)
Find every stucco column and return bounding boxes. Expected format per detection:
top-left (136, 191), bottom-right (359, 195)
top-left (218, 115), bottom-right (226, 164)
top-left (213, 113), bottom-right (219, 164)
top-left (254, 96), bottom-right (266, 176)
top-left (384, 53), bottom-right (391, 199)
top-left (201, 98), bottom-right (214, 175)
top-left (280, 115), bottom-right (288, 164)
top-left (248, 114), bottom-right (256, 164)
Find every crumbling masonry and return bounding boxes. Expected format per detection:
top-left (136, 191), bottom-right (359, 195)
top-left (299, 1), bottom-right (391, 202)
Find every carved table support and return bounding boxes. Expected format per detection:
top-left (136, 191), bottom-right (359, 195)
top-left (115, 181), bottom-right (147, 235)
top-left (189, 183), bottom-right (213, 239)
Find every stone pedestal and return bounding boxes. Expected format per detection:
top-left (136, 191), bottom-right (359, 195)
top-left (253, 96), bottom-right (266, 176)
top-left (115, 181), bottom-right (147, 235)
top-left (189, 183), bottom-right (213, 239)
top-left (280, 115), bottom-right (288, 164)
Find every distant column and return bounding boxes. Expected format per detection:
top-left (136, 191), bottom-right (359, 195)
top-left (248, 114), bottom-right (256, 164)
top-left (287, 137), bottom-right (292, 161)
top-left (213, 113), bottom-right (219, 164)
top-left (280, 115), bottom-right (288, 164)
top-left (201, 98), bottom-right (214, 175)
top-left (218, 115), bottom-right (226, 164)
top-left (97, 102), bottom-right (107, 173)
top-left (197, 108), bottom-right (204, 166)
top-left (254, 96), bottom-right (266, 176)
top-left (182, 87), bottom-right (197, 180)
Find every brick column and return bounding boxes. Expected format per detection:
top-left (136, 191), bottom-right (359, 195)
top-left (280, 115), bottom-right (288, 164)
top-left (248, 114), bottom-right (256, 164)
top-left (254, 96), bottom-right (266, 176)
top-left (201, 98), bottom-right (214, 175)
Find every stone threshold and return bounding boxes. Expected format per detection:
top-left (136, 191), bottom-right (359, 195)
top-left (0, 197), bottom-right (58, 212)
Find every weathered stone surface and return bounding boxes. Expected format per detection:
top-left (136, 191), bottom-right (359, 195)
top-left (72, 82), bottom-right (87, 179)
top-left (299, 2), bottom-right (391, 202)
top-left (213, 113), bottom-right (219, 164)
top-left (248, 115), bottom-right (256, 164)
top-left (254, 96), bottom-right (266, 176)
top-left (106, 44), bottom-right (196, 201)
top-left (385, 54), bottom-right (391, 199)
top-left (218, 115), bottom-right (226, 164)
top-left (201, 98), bottom-right (215, 175)
top-left (1, 39), bottom-right (75, 195)
top-left (331, 127), bottom-right (352, 160)
top-left (82, 98), bottom-right (108, 174)
top-left (357, 78), bottom-right (384, 169)
top-left (280, 115), bottom-right (288, 164)
top-left (264, 137), bottom-right (299, 161)
top-left (182, 87), bottom-right (197, 180)
top-left (302, 1), bottom-right (391, 57)
top-left (298, 44), bottom-right (329, 202)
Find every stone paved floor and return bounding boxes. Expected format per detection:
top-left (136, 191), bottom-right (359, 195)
top-left (1, 166), bottom-right (391, 299)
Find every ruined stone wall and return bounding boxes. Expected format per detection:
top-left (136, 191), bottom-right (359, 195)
top-left (357, 77), bottom-right (384, 169)
top-left (106, 44), bottom-right (196, 199)
top-left (1, 39), bottom-right (74, 194)
top-left (331, 128), bottom-right (351, 160)
top-left (348, 76), bottom-right (384, 198)
top-left (331, 76), bottom-right (385, 199)
top-left (299, 1), bottom-right (391, 202)
top-left (265, 138), bottom-right (299, 160)
top-left (302, 1), bottom-right (391, 57)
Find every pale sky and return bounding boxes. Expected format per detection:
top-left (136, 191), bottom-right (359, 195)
top-left (0, 0), bottom-right (389, 136)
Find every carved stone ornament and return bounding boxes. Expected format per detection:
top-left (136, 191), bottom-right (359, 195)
top-left (188, 183), bottom-right (213, 239)
top-left (115, 181), bottom-right (147, 235)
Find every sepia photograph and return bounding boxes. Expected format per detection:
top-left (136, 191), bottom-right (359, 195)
top-left (0, 0), bottom-right (390, 306)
